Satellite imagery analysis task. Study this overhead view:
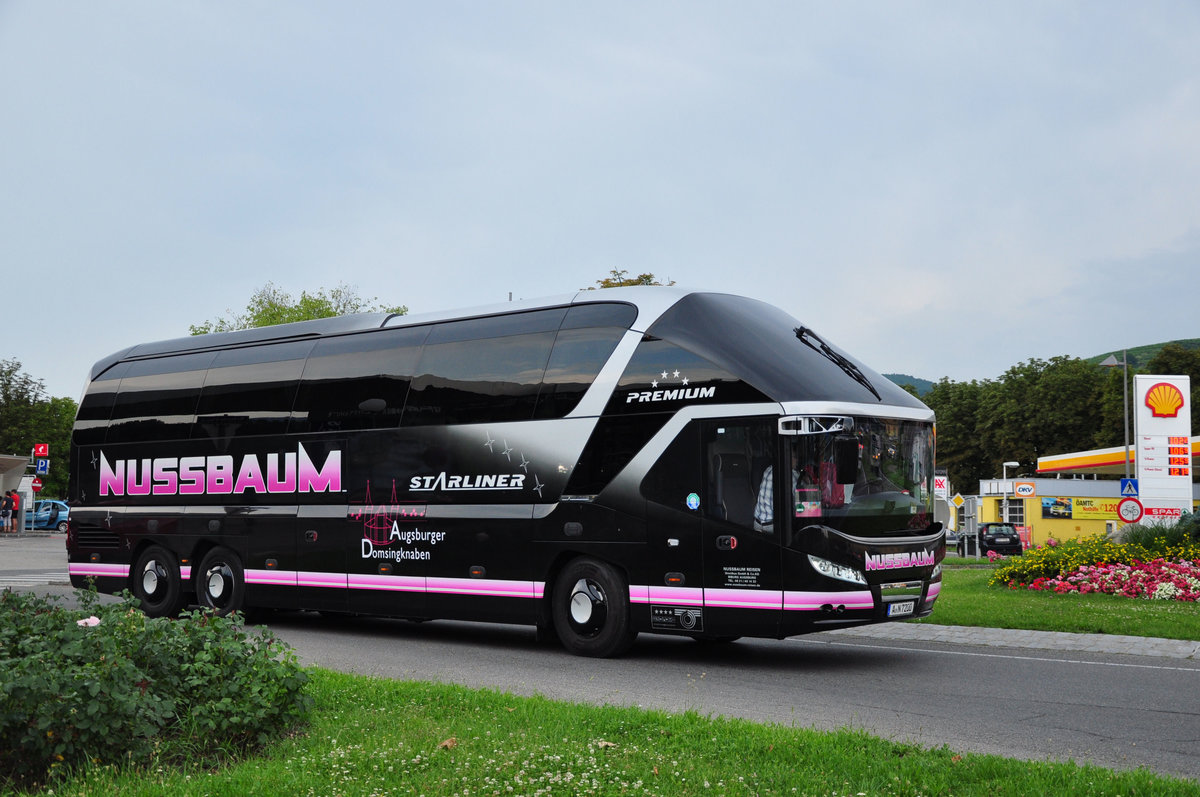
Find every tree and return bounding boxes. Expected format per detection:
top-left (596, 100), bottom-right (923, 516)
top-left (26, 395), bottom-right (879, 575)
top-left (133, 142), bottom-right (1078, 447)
top-left (190, 283), bottom-right (407, 335)
top-left (925, 356), bottom-right (1105, 491)
top-left (584, 269), bottom-right (676, 290)
top-left (1144, 343), bottom-right (1200, 434)
top-left (0, 359), bottom-right (76, 498)
top-left (923, 377), bottom-right (992, 490)
top-left (977, 357), bottom-right (1103, 482)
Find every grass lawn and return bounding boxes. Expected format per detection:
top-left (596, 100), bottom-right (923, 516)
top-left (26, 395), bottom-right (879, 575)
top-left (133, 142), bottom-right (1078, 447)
top-left (16, 565), bottom-right (1200, 795)
top-left (920, 565), bottom-right (1200, 639)
top-left (38, 670), bottom-right (1200, 797)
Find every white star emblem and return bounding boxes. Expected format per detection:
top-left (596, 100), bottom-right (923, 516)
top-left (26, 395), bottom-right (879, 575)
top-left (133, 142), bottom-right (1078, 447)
top-left (483, 432), bottom-right (496, 452)
top-left (651, 379), bottom-right (658, 388)
top-left (673, 370), bottom-right (680, 379)
top-left (501, 441), bottom-right (513, 461)
top-left (519, 454), bottom-right (530, 473)
top-left (533, 475), bottom-right (545, 497)
top-left (682, 377), bottom-right (689, 386)
top-left (661, 370), bottom-right (669, 379)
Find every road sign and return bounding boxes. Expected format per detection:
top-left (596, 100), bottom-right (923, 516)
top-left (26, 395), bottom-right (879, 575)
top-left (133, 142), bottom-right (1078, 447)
top-left (1120, 478), bottom-right (1139, 497)
top-left (951, 493), bottom-right (965, 509)
top-left (35, 459), bottom-right (49, 475)
top-left (1117, 497), bottom-right (1143, 524)
top-left (33, 443), bottom-right (49, 457)
top-left (30, 477), bottom-right (43, 493)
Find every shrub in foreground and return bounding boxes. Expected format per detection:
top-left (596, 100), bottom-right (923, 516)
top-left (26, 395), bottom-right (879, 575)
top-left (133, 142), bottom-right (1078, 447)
top-left (0, 588), bottom-right (311, 790)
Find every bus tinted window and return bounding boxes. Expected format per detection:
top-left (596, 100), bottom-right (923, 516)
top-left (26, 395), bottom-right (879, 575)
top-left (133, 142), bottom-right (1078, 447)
top-left (193, 341), bottom-right (314, 441)
top-left (641, 421), bottom-right (700, 509)
top-left (424, 309), bottom-right (565, 343)
top-left (106, 353), bottom-right (215, 443)
top-left (73, 361), bottom-right (130, 446)
top-left (405, 330), bottom-right (557, 425)
top-left (292, 327), bottom-right (428, 433)
top-left (534, 326), bottom-right (627, 419)
top-left (560, 302), bottom-right (637, 330)
top-left (564, 414), bottom-right (671, 497)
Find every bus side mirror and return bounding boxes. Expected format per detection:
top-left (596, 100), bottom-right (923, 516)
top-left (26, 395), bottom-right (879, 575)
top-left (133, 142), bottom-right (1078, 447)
top-left (833, 436), bottom-right (859, 484)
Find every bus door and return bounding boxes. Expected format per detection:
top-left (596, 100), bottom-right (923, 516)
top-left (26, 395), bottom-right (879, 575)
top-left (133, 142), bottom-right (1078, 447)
top-left (240, 506), bottom-right (301, 611)
top-left (700, 419), bottom-right (782, 638)
top-left (294, 505), bottom-right (350, 612)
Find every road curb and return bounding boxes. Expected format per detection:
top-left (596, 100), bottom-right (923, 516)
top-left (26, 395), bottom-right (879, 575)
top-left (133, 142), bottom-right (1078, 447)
top-left (825, 621), bottom-right (1200, 659)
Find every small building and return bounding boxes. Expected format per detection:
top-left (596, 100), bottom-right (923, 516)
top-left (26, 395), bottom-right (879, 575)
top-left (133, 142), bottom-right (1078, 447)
top-left (972, 477), bottom-right (1199, 546)
top-left (960, 437), bottom-right (1200, 547)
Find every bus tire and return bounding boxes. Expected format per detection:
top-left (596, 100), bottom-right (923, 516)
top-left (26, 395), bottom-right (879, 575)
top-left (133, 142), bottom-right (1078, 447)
top-left (196, 547), bottom-right (246, 617)
top-left (551, 558), bottom-right (636, 658)
top-left (131, 544), bottom-right (184, 618)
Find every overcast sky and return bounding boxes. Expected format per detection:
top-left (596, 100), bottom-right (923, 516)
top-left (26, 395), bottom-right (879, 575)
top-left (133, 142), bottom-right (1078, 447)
top-left (4, 2), bottom-right (1199, 401)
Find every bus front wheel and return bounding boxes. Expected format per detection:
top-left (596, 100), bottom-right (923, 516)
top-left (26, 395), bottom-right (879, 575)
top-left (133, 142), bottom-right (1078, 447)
top-left (132, 544), bottom-right (184, 618)
top-left (196, 547), bottom-right (246, 617)
top-left (551, 558), bottom-right (636, 658)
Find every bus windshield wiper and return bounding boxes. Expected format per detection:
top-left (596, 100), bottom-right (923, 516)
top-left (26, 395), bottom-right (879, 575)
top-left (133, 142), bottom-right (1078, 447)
top-left (794, 326), bottom-right (881, 400)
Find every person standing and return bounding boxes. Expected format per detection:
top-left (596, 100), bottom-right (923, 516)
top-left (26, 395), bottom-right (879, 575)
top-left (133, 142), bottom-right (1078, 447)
top-left (1, 491), bottom-right (12, 533)
top-left (9, 489), bottom-right (19, 533)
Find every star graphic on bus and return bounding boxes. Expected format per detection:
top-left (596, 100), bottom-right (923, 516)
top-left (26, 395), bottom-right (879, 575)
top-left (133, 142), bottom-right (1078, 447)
top-left (518, 454), bottom-right (530, 473)
top-left (501, 441), bottom-right (513, 461)
top-left (654, 370), bottom-right (688, 386)
top-left (483, 432), bottom-right (496, 452)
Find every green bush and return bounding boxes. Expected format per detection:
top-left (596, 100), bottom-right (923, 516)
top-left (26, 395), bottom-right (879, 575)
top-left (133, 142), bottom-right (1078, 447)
top-left (0, 588), bottom-right (311, 790)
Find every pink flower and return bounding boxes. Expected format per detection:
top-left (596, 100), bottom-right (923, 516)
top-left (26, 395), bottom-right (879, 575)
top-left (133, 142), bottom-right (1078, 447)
top-left (76, 616), bottom-right (101, 627)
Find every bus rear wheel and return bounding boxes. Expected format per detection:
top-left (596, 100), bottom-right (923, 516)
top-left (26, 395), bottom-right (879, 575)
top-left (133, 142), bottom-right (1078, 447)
top-left (132, 544), bottom-right (184, 618)
top-left (551, 558), bottom-right (636, 658)
top-left (196, 547), bottom-right (246, 617)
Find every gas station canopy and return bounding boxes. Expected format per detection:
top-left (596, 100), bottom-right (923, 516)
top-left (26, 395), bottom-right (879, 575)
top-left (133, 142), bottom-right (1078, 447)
top-left (1037, 438), bottom-right (1200, 477)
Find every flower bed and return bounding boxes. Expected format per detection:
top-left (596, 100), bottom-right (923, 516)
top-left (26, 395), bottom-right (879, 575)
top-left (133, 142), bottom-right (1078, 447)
top-left (989, 528), bottom-right (1200, 602)
top-left (1024, 558), bottom-right (1200, 601)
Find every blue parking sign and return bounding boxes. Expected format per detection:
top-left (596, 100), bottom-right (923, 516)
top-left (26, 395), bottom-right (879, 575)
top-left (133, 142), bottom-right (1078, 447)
top-left (35, 458), bottom-right (49, 475)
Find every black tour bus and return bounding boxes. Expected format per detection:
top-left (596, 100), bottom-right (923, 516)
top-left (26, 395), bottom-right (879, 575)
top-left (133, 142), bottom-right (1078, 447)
top-left (67, 288), bottom-right (942, 657)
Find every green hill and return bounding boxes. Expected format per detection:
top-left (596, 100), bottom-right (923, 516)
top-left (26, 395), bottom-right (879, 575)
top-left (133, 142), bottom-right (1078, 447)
top-left (1087, 338), bottom-right (1200, 370)
top-left (883, 373), bottom-right (934, 395)
top-left (883, 338), bottom-right (1200, 396)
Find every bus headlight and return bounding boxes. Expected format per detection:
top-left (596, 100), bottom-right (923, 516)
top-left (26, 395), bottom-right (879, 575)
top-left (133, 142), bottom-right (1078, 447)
top-left (932, 563), bottom-right (942, 579)
top-left (807, 554), bottom-right (867, 585)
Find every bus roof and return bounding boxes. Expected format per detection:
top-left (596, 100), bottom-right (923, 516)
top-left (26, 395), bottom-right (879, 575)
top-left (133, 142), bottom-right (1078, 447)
top-left (87, 286), bottom-right (693, 380)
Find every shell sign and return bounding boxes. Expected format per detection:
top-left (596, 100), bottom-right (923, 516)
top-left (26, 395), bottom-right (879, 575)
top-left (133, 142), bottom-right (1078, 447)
top-left (1145, 382), bottom-right (1185, 418)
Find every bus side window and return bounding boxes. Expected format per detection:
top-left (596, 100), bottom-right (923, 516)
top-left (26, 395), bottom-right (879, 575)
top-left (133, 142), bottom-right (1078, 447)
top-left (404, 311), bottom-right (564, 426)
top-left (74, 361), bottom-right (130, 447)
top-left (641, 421), bottom-right (700, 509)
top-left (107, 352), bottom-right (215, 443)
top-left (533, 326), bottom-right (627, 419)
top-left (292, 327), bottom-right (426, 433)
top-left (193, 340), bottom-right (313, 441)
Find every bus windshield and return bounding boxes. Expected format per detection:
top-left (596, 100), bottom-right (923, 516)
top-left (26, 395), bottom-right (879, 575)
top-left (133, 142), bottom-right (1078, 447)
top-left (787, 417), bottom-right (935, 536)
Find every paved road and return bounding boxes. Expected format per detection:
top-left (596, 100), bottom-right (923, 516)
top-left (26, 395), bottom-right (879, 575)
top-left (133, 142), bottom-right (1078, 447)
top-left (6, 534), bottom-right (1199, 781)
top-left (0, 531), bottom-right (68, 589)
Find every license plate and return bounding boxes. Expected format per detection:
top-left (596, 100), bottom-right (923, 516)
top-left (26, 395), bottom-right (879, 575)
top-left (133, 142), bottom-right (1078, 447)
top-left (994, 537), bottom-right (1010, 544)
top-left (887, 600), bottom-right (915, 617)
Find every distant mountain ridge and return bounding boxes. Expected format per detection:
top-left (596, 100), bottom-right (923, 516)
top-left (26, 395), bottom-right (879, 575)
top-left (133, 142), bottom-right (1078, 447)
top-left (1086, 338), bottom-right (1200, 370)
top-left (885, 338), bottom-right (1200, 396)
top-left (883, 374), bottom-right (934, 395)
